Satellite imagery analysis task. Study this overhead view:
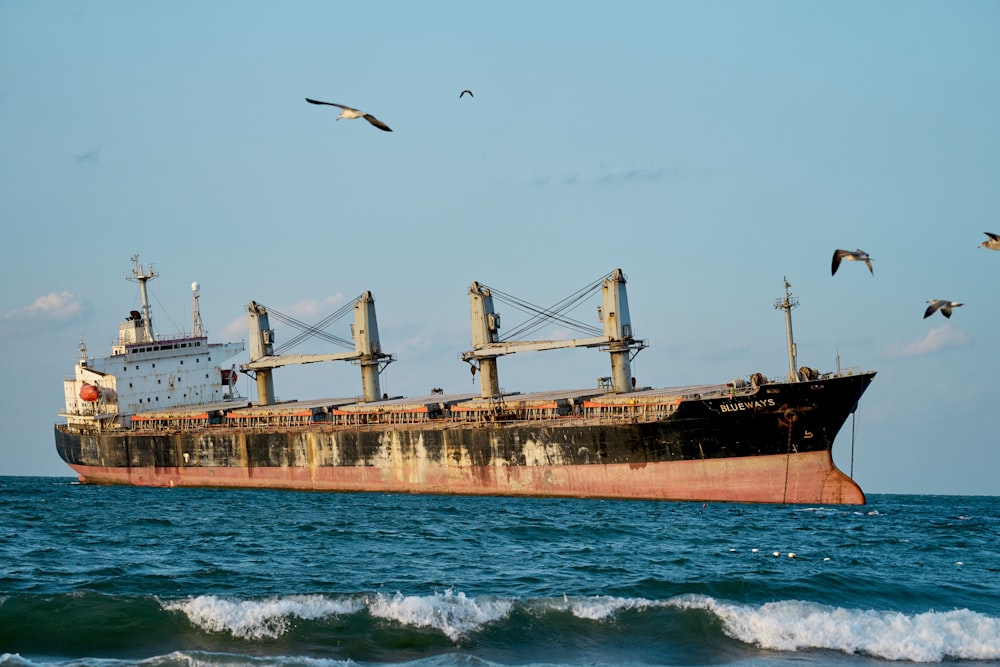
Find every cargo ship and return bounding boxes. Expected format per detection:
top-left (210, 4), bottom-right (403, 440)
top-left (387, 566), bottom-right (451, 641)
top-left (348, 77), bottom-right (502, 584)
top-left (55, 256), bottom-right (875, 504)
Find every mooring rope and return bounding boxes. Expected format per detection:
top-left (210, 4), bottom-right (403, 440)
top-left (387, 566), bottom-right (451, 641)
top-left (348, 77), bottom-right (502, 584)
top-left (850, 410), bottom-right (857, 479)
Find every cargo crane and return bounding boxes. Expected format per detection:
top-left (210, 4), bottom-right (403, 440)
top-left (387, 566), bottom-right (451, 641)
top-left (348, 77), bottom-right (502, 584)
top-left (242, 291), bottom-right (394, 405)
top-left (462, 268), bottom-right (646, 398)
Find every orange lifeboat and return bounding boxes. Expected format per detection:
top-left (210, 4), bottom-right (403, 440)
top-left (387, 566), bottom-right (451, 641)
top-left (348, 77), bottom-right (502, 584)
top-left (79, 383), bottom-right (101, 402)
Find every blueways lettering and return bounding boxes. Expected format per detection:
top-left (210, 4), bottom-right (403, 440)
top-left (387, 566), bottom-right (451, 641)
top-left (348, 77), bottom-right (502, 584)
top-left (720, 398), bottom-right (776, 413)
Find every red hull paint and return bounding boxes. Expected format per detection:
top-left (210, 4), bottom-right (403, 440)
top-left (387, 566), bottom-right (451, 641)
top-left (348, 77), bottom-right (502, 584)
top-left (67, 449), bottom-right (863, 505)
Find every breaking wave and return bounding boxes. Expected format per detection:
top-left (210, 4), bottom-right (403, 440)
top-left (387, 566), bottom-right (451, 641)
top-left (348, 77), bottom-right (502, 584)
top-left (671, 594), bottom-right (1000, 662)
top-left (151, 591), bottom-right (1000, 662)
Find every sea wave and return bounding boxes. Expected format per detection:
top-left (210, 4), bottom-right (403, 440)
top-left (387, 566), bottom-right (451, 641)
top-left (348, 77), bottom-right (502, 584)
top-left (540, 594), bottom-right (659, 620)
top-left (4, 589), bottom-right (1000, 664)
top-left (161, 594), bottom-right (363, 640)
top-left (671, 593), bottom-right (1000, 662)
top-left (366, 589), bottom-right (513, 641)
top-left (1, 651), bottom-right (355, 667)
top-left (153, 591), bottom-right (1000, 662)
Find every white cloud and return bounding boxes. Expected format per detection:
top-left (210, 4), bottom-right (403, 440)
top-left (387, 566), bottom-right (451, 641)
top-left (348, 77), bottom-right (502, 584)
top-left (219, 316), bottom-right (247, 341)
top-left (4, 291), bottom-right (82, 321)
top-left (885, 324), bottom-right (970, 358)
top-left (284, 294), bottom-right (346, 318)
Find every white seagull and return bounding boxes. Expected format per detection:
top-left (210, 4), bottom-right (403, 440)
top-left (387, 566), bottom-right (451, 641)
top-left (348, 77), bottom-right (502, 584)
top-left (831, 249), bottom-right (874, 276)
top-left (979, 232), bottom-right (1000, 251)
top-left (305, 98), bottom-right (392, 132)
top-left (924, 299), bottom-right (964, 319)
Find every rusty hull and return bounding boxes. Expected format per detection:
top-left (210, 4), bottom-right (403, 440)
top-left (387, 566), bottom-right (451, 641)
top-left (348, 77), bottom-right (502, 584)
top-left (55, 372), bottom-right (873, 504)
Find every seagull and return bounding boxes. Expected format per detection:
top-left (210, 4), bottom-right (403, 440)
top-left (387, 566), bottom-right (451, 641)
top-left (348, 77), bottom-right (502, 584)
top-left (924, 299), bottom-right (964, 319)
top-left (459, 89), bottom-right (473, 98)
top-left (831, 249), bottom-right (874, 276)
top-left (979, 232), bottom-right (1000, 250)
top-left (305, 98), bottom-right (392, 132)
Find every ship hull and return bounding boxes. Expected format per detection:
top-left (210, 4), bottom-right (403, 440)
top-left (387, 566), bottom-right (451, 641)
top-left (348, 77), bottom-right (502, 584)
top-left (55, 373), bottom-right (873, 504)
top-left (55, 450), bottom-right (861, 504)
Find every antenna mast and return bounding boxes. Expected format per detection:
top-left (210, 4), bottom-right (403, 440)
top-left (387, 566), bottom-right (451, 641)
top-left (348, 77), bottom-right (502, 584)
top-left (774, 277), bottom-right (799, 382)
top-left (191, 282), bottom-right (205, 337)
top-left (127, 255), bottom-right (158, 342)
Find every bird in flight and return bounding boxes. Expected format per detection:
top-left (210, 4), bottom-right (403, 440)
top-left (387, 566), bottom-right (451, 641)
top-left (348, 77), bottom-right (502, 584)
top-left (305, 99), bottom-right (392, 132)
top-left (924, 299), bottom-right (964, 319)
top-left (460, 89), bottom-right (473, 98)
top-left (979, 231), bottom-right (1000, 251)
top-left (831, 249), bottom-right (874, 276)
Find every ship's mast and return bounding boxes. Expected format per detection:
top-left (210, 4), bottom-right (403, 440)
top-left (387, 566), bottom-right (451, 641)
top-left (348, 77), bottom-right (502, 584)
top-left (191, 281), bottom-right (204, 338)
top-left (127, 255), bottom-right (157, 342)
top-left (774, 277), bottom-right (799, 382)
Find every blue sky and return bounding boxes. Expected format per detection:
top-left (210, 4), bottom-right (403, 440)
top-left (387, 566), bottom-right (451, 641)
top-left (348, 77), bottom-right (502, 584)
top-left (1, 1), bottom-right (997, 496)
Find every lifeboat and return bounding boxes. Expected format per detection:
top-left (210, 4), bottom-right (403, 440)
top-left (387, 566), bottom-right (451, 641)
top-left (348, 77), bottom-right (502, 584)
top-left (79, 383), bottom-right (101, 402)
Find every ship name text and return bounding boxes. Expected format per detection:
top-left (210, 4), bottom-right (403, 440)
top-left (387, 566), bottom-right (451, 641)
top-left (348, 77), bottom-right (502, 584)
top-left (720, 398), bottom-right (776, 413)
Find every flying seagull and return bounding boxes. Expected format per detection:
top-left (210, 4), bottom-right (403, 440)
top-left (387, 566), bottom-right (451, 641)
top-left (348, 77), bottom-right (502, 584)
top-left (831, 249), bottom-right (874, 276)
top-left (924, 299), bottom-right (964, 319)
top-left (979, 231), bottom-right (1000, 251)
top-left (460, 89), bottom-right (473, 98)
top-left (305, 98), bottom-right (392, 132)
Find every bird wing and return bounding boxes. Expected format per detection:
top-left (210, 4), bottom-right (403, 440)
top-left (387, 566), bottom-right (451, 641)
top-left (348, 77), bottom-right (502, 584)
top-left (460, 90), bottom-right (473, 98)
top-left (831, 250), bottom-right (845, 275)
top-left (986, 232), bottom-right (1000, 241)
top-left (305, 98), bottom-right (350, 111)
top-left (924, 301), bottom-right (942, 318)
top-left (863, 259), bottom-right (873, 274)
top-left (362, 114), bottom-right (393, 132)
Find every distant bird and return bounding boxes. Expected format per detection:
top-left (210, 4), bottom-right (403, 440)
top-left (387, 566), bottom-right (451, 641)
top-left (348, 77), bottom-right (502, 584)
top-left (979, 231), bottom-right (1000, 250)
top-left (459, 89), bottom-right (473, 98)
top-left (831, 249), bottom-right (874, 276)
top-left (924, 299), bottom-right (964, 319)
top-left (305, 98), bottom-right (392, 132)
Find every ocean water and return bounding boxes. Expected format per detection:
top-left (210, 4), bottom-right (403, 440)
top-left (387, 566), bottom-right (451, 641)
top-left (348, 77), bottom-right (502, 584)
top-left (0, 478), bottom-right (997, 667)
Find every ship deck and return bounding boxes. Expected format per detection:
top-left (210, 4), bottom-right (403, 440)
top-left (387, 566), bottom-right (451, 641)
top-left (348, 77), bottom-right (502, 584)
top-left (124, 382), bottom-right (739, 430)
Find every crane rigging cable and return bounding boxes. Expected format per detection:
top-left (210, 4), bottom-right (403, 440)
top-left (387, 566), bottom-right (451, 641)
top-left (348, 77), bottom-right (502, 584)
top-left (483, 272), bottom-right (610, 342)
top-left (259, 297), bottom-right (359, 355)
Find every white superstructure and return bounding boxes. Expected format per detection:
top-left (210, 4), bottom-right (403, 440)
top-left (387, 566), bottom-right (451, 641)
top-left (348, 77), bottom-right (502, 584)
top-left (60, 256), bottom-right (245, 430)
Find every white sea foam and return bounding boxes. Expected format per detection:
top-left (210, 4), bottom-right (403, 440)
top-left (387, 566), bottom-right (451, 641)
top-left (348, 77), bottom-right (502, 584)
top-left (143, 650), bottom-right (354, 666)
top-left (671, 594), bottom-right (1000, 662)
top-left (162, 594), bottom-right (362, 640)
top-left (0, 651), bottom-right (356, 667)
top-left (366, 589), bottom-right (512, 641)
top-left (546, 594), bottom-right (657, 620)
